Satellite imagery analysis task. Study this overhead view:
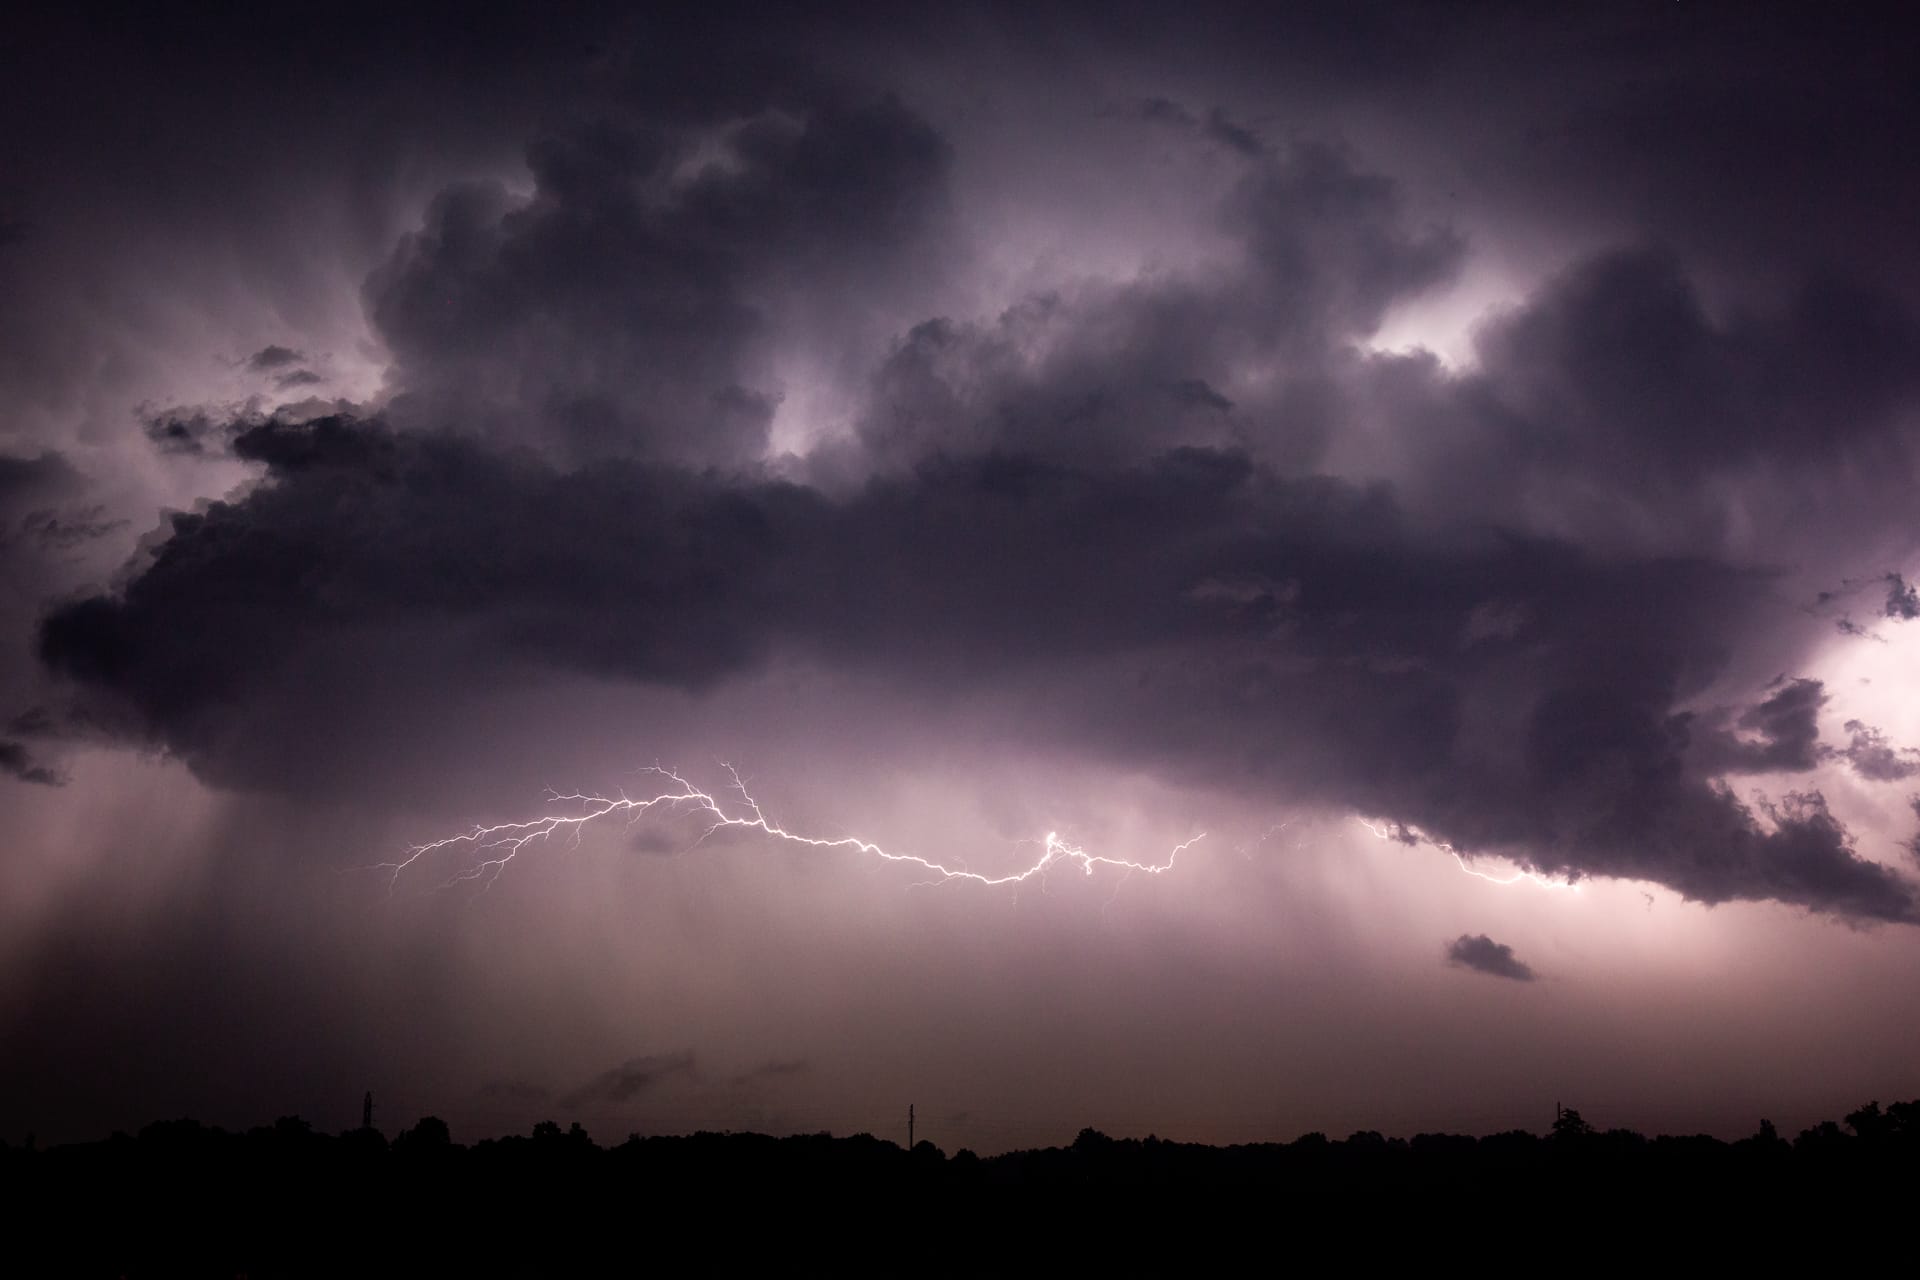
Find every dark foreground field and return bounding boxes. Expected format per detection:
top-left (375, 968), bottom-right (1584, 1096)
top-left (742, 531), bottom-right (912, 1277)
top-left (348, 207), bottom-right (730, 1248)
top-left (7, 1100), bottom-right (1917, 1272)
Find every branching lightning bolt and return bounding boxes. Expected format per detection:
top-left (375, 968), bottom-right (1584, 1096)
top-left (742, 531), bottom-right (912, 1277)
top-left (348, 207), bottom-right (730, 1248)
top-left (1354, 818), bottom-right (1580, 892)
top-left (372, 765), bottom-right (1205, 895)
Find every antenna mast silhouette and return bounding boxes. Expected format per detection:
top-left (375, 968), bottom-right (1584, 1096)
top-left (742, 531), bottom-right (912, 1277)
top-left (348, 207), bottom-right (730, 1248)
top-left (909, 1104), bottom-right (914, 1151)
top-left (363, 1091), bottom-right (374, 1132)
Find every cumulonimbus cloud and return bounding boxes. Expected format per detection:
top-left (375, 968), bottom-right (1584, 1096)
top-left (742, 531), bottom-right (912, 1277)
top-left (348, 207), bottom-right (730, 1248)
top-left (20, 7), bottom-right (1920, 927)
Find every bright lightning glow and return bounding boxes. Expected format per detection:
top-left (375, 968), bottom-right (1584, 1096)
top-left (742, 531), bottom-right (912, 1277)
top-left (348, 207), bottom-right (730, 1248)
top-left (1354, 817), bottom-right (1581, 893)
top-left (374, 765), bottom-right (1205, 894)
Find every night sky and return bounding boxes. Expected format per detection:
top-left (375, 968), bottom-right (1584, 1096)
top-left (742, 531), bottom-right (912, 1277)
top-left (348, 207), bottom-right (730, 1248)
top-left (5, 2), bottom-right (1920, 1153)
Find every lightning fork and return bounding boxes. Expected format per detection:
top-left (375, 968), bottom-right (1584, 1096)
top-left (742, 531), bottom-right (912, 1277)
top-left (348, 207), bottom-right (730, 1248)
top-left (372, 765), bottom-right (1205, 895)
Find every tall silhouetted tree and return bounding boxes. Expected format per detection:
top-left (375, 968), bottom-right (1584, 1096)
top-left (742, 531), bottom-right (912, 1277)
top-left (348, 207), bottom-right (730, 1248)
top-left (1552, 1108), bottom-right (1594, 1141)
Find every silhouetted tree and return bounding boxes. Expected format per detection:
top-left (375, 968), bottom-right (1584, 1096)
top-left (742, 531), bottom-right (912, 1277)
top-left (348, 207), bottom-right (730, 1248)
top-left (1551, 1108), bottom-right (1594, 1141)
top-left (1845, 1101), bottom-right (1889, 1142)
top-left (1072, 1127), bottom-right (1114, 1153)
top-left (1795, 1120), bottom-right (1848, 1151)
top-left (395, 1116), bottom-right (452, 1151)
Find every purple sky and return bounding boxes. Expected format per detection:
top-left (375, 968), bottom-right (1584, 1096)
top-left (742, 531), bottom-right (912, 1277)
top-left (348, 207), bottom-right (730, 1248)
top-left (4, 2), bottom-right (1920, 1152)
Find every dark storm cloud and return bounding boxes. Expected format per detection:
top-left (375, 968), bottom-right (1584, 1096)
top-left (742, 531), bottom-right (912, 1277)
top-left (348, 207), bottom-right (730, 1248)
top-left (367, 93), bottom-right (951, 466)
top-left (1839, 721), bottom-right (1920, 784)
top-left (1226, 144), bottom-right (1463, 347)
top-left (246, 346), bottom-right (306, 373)
top-left (1691, 683), bottom-right (1920, 784)
top-left (1809, 573), bottom-right (1920, 640)
top-left (15, 506), bottom-right (127, 553)
top-left (1203, 109), bottom-right (1265, 159)
top-left (0, 453), bottom-right (79, 504)
top-left (1445, 934), bottom-right (1534, 982)
top-left (37, 413), bottom-right (1919, 920)
top-left (1137, 97), bottom-right (1197, 129)
top-left (1478, 253), bottom-right (1920, 473)
top-left (0, 452), bottom-right (121, 557)
top-left (559, 1053), bottom-right (697, 1109)
top-left (1692, 679), bottom-right (1829, 776)
top-left (1885, 574), bottom-right (1920, 622)
top-left (858, 141), bottom-right (1460, 468)
top-left (1134, 97), bottom-right (1265, 156)
top-left (142, 409), bottom-right (261, 457)
top-left (0, 740), bottom-right (62, 786)
top-left (143, 416), bottom-right (212, 456)
top-left (39, 416), bottom-right (805, 724)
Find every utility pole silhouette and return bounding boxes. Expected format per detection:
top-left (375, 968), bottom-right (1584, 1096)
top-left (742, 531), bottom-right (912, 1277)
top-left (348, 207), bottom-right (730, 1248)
top-left (363, 1092), bottom-right (374, 1132)
top-left (909, 1104), bottom-right (915, 1151)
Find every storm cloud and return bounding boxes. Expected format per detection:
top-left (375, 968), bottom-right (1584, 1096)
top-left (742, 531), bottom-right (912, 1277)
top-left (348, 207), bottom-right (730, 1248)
top-left (367, 94), bottom-right (952, 467)
top-left (0, 739), bottom-right (61, 786)
top-left (559, 1053), bottom-right (698, 1109)
top-left (31, 61), bottom-right (1920, 919)
top-left (1446, 934), bottom-right (1535, 982)
top-left (32, 41), bottom-right (1920, 920)
top-left (35, 406), bottom-right (1920, 920)
top-left (1693, 679), bottom-right (1831, 777)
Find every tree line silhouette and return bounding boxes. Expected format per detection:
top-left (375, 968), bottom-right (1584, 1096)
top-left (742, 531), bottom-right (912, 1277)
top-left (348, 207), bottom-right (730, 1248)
top-left (7, 1098), bottom-right (1916, 1269)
